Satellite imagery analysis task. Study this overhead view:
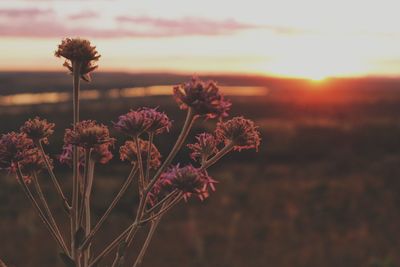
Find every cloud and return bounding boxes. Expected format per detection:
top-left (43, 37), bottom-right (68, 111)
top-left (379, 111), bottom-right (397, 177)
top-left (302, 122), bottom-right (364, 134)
top-left (0, 8), bottom-right (53, 17)
top-left (68, 11), bottom-right (99, 20)
top-left (116, 16), bottom-right (258, 36)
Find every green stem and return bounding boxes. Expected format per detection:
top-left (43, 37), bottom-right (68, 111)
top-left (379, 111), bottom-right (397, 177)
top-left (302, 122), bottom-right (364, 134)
top-left (83, 158), bottom-right (95, 267)
top-left (145, 133), bottom-right (154, 184)
top-left (135, 137), bottom-right (145, 195)
top-left (201, 142), bottom-right (234, 170)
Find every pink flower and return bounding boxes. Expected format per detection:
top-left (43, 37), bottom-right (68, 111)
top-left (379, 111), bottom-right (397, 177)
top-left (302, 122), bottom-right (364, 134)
top-left (64, 120), bottom-right (113, 149)
top-left (20, 117), bottom-right (55, 144)
top-left (141, 107), bottom-right (172, 135)
top-left (92, 143), bottom-right (114, 164)
top-left (19, 148), bottom-right (52, 182)
top-left (55, 38), bottom-right (100, 82)
top-left (215, 117), bottom-right (261, 151)
top-left (173, 77), bottom-right (231, 119)
top-left (113, 109), bottom-right (150, 137)
top-left (0, 132), bottom-right (33, 171)
top-left (119, 139), bottom-right (161, 169)
top-left (187, 133), bottom-right (219, 162)
top-left (150, 165), bottom-right (217, 203)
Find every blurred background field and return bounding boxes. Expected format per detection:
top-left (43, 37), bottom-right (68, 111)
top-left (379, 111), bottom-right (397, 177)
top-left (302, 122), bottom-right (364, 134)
top-left (1, 72), bottom-right (400, 267)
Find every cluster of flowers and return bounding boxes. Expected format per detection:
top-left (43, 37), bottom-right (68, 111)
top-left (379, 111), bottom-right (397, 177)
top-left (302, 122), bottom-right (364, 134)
top-left (0, 83), bottom-right (260, 205)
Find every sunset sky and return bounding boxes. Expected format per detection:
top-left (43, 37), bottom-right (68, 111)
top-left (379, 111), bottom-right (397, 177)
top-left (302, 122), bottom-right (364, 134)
top-left (1, 0), bottom-right (400, 79)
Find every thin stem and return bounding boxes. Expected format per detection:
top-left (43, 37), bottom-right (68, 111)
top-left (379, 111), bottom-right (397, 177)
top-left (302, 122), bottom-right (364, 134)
top-left (71, 60), bottom-right (82, 261)
top-left (80, 166), bottom-right (138, 250)
top-left (145, 189), bottom-right (178, 214)
top-left (16, 167), bottom-right (70, 255)
top-left (78, 149), bottom-right (91, 226)
top-left (132, 217), bottom-right (161, 267)
top-left (37, 141), bottom-right (70, 213)
top-left (145, 133), bottom-right (154, 184)
top-left (32, 172), bottom-right (66, 251)
top-left (89, 223), bottom-right (136, 267)
top-left (201, 142), bottom-right (235, 170)
top-left (135, 137), bottom-right (145, 195)
top-left (140, 194), bottom-right (183, 224)
top-left (83, 158), bottom-right (95, 267)
top-left (147, 108), bottom-right (195, 192)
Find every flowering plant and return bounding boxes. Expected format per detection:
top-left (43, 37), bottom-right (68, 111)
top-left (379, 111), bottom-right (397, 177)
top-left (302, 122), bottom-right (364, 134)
top-left (0, 38), bottom-right (260, 267)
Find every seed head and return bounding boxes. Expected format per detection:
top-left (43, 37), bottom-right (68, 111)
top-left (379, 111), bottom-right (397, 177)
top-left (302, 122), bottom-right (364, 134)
top-left (55, 38), bottom-right (100, 81)
top-left (173, 77), bottom-right (231, 119)
top-left (64, 120), bottom-right (113, 149)
top-left (119, 139), bottom-right (161, 169)
top-left (187, 133), bottom-right (219, 162)
top-left (215, 117), bottom-right (261, 151)
top-left (92, 143), bottom-right (114, 164)
top-left (20, 117), bottom-right (55, 144)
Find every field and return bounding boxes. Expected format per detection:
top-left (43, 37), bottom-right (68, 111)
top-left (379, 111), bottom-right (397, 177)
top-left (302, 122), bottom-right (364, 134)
top-left (1, 72), bottom-right (400, 267)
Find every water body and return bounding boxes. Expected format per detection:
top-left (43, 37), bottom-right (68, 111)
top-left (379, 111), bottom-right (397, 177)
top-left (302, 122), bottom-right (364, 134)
top-left (0, 85), bottom-right (268, 106)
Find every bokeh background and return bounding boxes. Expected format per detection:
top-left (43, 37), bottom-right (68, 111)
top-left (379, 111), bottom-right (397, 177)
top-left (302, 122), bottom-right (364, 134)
top-left (1, 1), bottom-right (400, 267)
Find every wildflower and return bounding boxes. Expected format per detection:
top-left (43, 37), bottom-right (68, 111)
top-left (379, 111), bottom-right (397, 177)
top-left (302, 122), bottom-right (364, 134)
top-left (55, 38), bottom-right (100, 82)
top-left (0, 132), bottom-right (33, 171)
top-left (92, 143), bottom-right (113, 164)
top-left (113, 109), bottom-right (150, 137)
top-left (20, 117), bottom-right (55, 144)
top-left (151, 165), bottom-right (217, 202)
top-left (120, 139), bottom-right (161, 169)
top-left (215, 117), bottom-right (261, 151)
top-left (141, 107), bottom-right (172, 135)
top-left (64, 120), bottom-right (113, 149)
top-left (19, 148), bottom-right (52, 182)
top-left (187, 133), bottom-right (219, 162)
top-left (173, 77), bottom-right (231, 119)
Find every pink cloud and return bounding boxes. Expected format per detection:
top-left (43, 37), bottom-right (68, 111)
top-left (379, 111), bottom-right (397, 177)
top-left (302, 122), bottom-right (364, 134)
top-left (68, 11), bottom-right (99, 20)
top-left (0, 8), bottom-right (52, 17)
top-left (116, 16), bottom-right (258, 35)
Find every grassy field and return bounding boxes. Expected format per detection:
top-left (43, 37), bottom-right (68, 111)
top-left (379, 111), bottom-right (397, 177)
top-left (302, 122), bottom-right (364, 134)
top-left (1, 73), bottom-right (400, 267)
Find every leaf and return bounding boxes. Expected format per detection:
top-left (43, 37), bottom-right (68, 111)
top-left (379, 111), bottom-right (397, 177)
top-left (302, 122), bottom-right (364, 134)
top-left (75, 227), bottom-right (85, 248)
top-left (59, 253), bottom-right (76, 267)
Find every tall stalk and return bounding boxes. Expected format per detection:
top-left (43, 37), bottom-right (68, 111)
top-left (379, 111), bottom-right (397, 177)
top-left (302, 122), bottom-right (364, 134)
top-left (71, 61), bottom-right (82, 264)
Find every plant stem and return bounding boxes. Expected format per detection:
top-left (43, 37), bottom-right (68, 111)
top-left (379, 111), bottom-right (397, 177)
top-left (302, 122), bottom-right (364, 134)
top-left (88, 223), bottom-right (136, 267)
top-left (78, 149), bottom-right (91, 226)
top-left (32, 172), bottom-right (66, 250)
top-left (83, 158), bottom-right (95, 267)
top-left (132, 217), bottom-right (161, 267)
top-left (16, 167), bottom-right (70, 255)
top-left (201, 142), bottom-right (234, 170)
top-left (145, 133), bottom-right (154, 184)
top-left (80, 166), bottom-right (138, 250)
top-left (145, 189), bottom-right (178, 214)
top-left (135, 137), bottom-right (145, 195)
top-left (71, 60), bottom-right (82, 263)
top-left (37, 141), bottom-right (70, 213)
top-left (140, 194), bottom-right (182, 224)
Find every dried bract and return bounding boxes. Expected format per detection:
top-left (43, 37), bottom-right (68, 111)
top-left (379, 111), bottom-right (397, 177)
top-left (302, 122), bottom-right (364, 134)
top-left (187, 133), bottom-right (219, 162)
top-left (20, 117), bottom-right (55, 144)
top-left (120, 139), bottom-right (161, 169)
top-left (64, 120), bottom-right (113, 149)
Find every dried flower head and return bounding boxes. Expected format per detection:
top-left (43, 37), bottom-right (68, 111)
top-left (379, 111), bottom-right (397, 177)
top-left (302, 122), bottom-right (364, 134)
top-left (20, 117), bottom-right (55, 144)
top-left (173, 77), bottom-right (231, 119)
top-left (55, 38), bottom-right (100, 81)
top-left (141, 107), bottom-right (172, 135)
top-left (187, 133), bottom-right (219, 162)
top-left (215, 117), bottom-right (261, 151)
top-left (19, 148), bottom-right (52, 182)
top-left (64, 120), bottom-right (113, 149)
top-left (92, 143), bottom-right (114, 164)
top-left (113, 109), bottom-right (150, 137)
top-left (151, 165), bottom-right (217, 202)
top-left (120, 139), bottom-right (161, 169)
top-left (0, 132), bottom-right (33, 171)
